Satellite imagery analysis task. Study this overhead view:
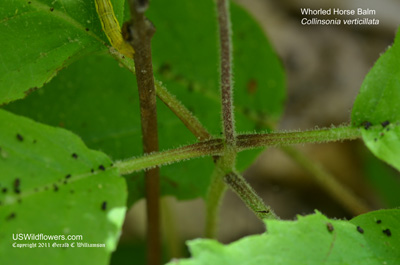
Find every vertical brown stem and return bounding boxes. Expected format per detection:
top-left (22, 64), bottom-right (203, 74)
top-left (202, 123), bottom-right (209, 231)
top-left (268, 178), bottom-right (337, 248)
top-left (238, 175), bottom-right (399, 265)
top-left (128, 1), bottom-right (160, 264)
top-left (217, 0), bottom-right (235, 147)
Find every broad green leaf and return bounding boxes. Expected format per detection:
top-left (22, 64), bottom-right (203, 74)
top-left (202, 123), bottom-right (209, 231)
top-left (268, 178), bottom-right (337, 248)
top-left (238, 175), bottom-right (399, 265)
top-left (5, 0), bottom-right (285, 203)
top-left (351, 28), bottom-right (400, 171)
top-left (0, 0), bottom-right (126, 105)
top-left (0, 109), bottom-right (127, 265)
top-left (168, 210), bottom-right (400, 265)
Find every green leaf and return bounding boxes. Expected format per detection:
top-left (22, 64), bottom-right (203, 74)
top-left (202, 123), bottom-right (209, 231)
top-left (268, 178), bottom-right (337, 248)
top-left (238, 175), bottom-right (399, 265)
top-left (0, 109), bottom-right (127, 265)
top-left (0, 0), bottom-right (126, 105)
top-left (5, 0), bottom-right (285, 204)
top-left (169, 210), bottom-right (400, 265)
top-left (351, 28), bottom-right (400, 171)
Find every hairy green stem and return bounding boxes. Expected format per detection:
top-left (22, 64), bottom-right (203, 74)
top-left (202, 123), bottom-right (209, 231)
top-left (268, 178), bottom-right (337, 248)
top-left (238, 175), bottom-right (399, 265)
top-left (224, 171), bottom-right (278, 220)
top-left (282, 146), bottom-right (371, 215)
top-left (155, 81), bottom-right (212, 141)
top-left (236, 126), bottom-right (360, 151)
top-left (115, 139), bottom-right (224, 175)
top-left (115, 127), bottom-right (361, 175)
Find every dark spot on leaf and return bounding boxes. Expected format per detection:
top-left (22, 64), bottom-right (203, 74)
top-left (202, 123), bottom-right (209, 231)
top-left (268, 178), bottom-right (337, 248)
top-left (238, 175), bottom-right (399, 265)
top-left (24, 87), bottom-right (38, 96)
top-left (6, 212), bottom-right (16, 221)
top-left (374, 138), bottom-right (377, 142)
top-left (16, 134), bottom-right (24, 141)
top-left (243, 107), bottom-right (250, 115)
top-left (382, 229), bottom-right (391, 237)
top-left (50, 7), bottom-right (54, 11)
top-left (381, 120), bottom-right (390, 128)
top-left (376, 219), bottom-right (382, 224)
top-left (110, 163), bottom-right (114, 167)
top-left (2, 188), bottom-right (7, 193)
top-left (17, 199), bottom-right (22, 204)
top-left (247, 79), bottom-right (258, 94)
top-left (28, 1), bottom-right (31, 4)
top-left (158, 62), bottom-right (172, 75)
top-left (101, 201), bottom-right (107, 211)
top-left (33, 139), bottom-right (37, 144)
top-left (380, 132), bottom-right (384, 137)
top-left (14, 178), bottom-right (21, 193)
top-left (65, 174), bottom-right (71, 179)
top-left (99, 165), bottom-right (105, 171)
top-left (70, 190), bottom-right (75, 194)
top-left (91, 169), bottom-right (94, 173)
top-left (72, 153), bottom-right (78, 159)
top-left (63, 180), bottom-right (68, 185)
top-left (326, 222), bottom-right (334, 232)
top-left (357, 226), bottom-right (364, 234)
top-left (14, 178), bottom-right (20, 188)
top-left (53, 184), bottom-right (59, 192)
top-left (85, 28), bottom-right (89, 31)
top-left (362, 121), bottom-right (372, 130)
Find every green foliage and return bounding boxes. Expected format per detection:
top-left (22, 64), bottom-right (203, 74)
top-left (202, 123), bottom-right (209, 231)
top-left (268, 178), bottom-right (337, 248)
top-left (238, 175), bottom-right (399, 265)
top-left (1, 0), bottom-right (399, 264)
top-left (169, 210), bottom-right (400, 265)
top-left (0, 0), bottom-right (128, 104)
top-left (5, 0), bottom-right (285, 204)
top-left (351, 28), bottom-right (400, 171)
top-left (0, 109), bottom-right (127, 265)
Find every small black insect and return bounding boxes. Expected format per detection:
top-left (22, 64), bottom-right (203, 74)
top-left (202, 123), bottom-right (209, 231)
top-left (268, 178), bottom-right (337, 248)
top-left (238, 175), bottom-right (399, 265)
top-left (381, 120), bottom-right (390, 128)
top-left (357, 226), bottom-right (364, 234)
top-left (50, 7), bottom-right (54, 11)
top-left (63, 180), bottom-right (68, 185)
top-left (256, 210), bottom-right (270, 214)
top-left (326, 222), bottom-right (334, 232)
top-left (70, 190), bottom-right (75, 194)
top-left (91, 169), bottom-right (94, 173)
top-left (28, 1), bottom-right (31, 4)
top-left (16, 134), bottom-right (24, 141)
top-left (376, 219), bottom-right (382, 224)
top-left (71, 153), bottom-right (78, 159)
top-left (382, 229), bottom-right (391, 237)
top-left (362, 121), bottom-right (372, 130)
top-left (101, 201), bottom-right (107, 211)
top-left (98, 165), bottom-right (105, 171)
top-left (85, 28), bottom-right (89, 31)
top-left (2, 188), bottom-right (7, 193)
top-left (53, 184), bottom-right (59, 192)
top-left (65, 174), bottom-right (71, 179)
top-left (6, 212), bottom-right (16, 221)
